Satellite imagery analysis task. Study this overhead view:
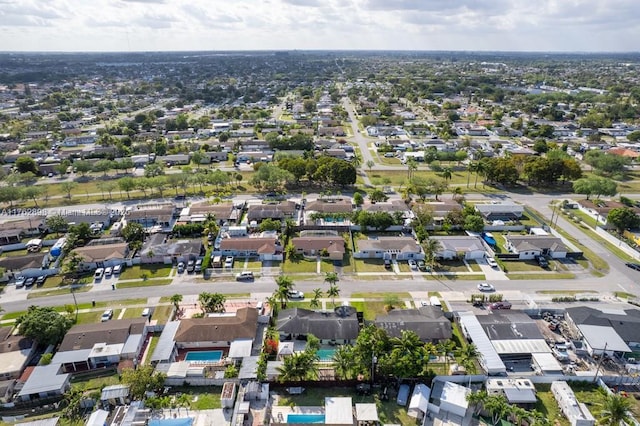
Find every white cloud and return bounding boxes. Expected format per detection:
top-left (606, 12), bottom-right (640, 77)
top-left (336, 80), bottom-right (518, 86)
top-left (0, 0), bottom-right (639, 51)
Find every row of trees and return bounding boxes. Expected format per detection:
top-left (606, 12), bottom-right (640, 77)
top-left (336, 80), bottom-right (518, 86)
top-left (275, 156), bottom-right (358, 187)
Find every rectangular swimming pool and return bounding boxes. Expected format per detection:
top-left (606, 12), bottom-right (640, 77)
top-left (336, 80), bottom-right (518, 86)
top-left (316, 349), bottom-right (336, 362)
top-left (184, 350), bottom-right (223, 362)
top-left (287, 413), bottom-right (325, 424)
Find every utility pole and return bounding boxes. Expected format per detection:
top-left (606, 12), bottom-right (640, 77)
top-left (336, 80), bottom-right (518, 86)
top-left (593, 342), bottom-right (608, 383)
top-left (70, 285), bottom-right (78, 323)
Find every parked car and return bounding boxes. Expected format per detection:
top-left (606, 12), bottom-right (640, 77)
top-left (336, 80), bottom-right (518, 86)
top-left (417, 260), bottom-right (427, 271)
top-left (384, 259), bottom-right (391, 270)
top-left (224, 256), bottom-right (234, 268)
top-left (177, 262), bottom-right (185, 273)
top-left (477, 282), bottom-right (495, 292)
top-left (489, 301), bottom-right (512, 310)
top-left (408, 259), bottom-right (418, 270)
top-left (288, 290), bottom-right (304, 299)
top-left (35, 275), bottom-right (46, 287)
top-left (236, 271), bottom-right (254, 281)
top-left (141, 308), bottom-right (151, 317)
top-left (15, 276), bottom-right (26, 288)
top-left (25, 277), bottom-right (35, 288)
top-left (101, 309), bottom-right (113, 322)
top-left (419, 300), bottom-right (429, 307)
top-left (194, 259), bottom-right (203, 272)
top-left (626, 262), bottom-right (640, 271)
top-left (104, 266), bottom-right (113, 277)
top-left (186, 259), bottom-right (195, 273)
top-left (486, 257), bottom-right (498, 268)
top-left (536, 255), bottom-right (549, 268)
top-left (94, 268), bottom-right (104, 280)
top-left (113, 264), bottom-right (123, 275)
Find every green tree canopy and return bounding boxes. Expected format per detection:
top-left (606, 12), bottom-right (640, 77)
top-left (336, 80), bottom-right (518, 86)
top-left (17, 306), bottom-right (73, 346)
top-left (121, 365), bottom-right (167, 400)
top-left (607, 207), bottom-right (640, 234)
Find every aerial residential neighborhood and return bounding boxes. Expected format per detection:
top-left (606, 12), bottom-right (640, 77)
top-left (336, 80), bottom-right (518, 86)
top-left (2, 50), bottom-right (640, 426)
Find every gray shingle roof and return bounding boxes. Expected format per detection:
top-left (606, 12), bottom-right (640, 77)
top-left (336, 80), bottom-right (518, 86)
top-left (374, 307), bottom-right (452, 341)
top-left (277, 307), bottom-right (360, 341)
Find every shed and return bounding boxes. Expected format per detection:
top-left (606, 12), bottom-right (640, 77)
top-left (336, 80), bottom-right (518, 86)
top-left (439, 382), bottom-right (470, 419)
top-left (408, 384), bottom-right (431, 419)
top-left (531, 352), bottom-right (563, 374)
top-left (228, 339), bottom-right (253, 359)
top-left (355, 403), bottom-right (379, 425)
top-left (86, 409), bottom-right (109, 426)
top-left (325, 396), bottom-right (354, 425)
top-left (100, 384), bottom-right (130, 405)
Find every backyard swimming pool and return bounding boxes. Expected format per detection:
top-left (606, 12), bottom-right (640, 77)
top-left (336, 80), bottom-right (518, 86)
top-left (287, 413), bottom-right (325, 424)
top-left (317, 348), bottom-right (336, 362)
top-left (184, 350), bottom-right (223, 362)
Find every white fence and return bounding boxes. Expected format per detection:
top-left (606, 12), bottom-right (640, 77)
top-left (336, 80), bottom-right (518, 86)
top-left (594, 226), bottom-right (640, 261)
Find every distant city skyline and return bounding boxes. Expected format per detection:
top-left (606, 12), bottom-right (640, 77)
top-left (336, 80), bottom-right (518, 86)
top-left (0, 0), bottom-right (639, 52)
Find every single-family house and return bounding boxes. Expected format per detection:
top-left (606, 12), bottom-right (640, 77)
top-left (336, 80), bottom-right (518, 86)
top-left (219, 237), bottom-right (282, 261)
top-left (0, 253), bottom-right (49, 277)
top-left (187, 203), bottom-right (239, 224)
top-left (475, 203), bottom-right (524, 221)
top-left (127, 205), bottom-right (175, 229)
top-left (361, 200), bottom-right (409, 216)
top-left (72, 242), bottom-right (129, 270)
top-left (17, 364), bottom-right (71, 401)
top-left (53, 318), bottom-right (148, 372)
top-left (138, 235), bottom-right (203, 264)
top-left (291, 236), bottom-right (346, 261)
top-left (374, 306), bottom-right (452, 342)
top-left (504, 235), bottom-right (568, 259)
top-left (150, 307), bottom-right (259, 364)
top-left (353, 236), bottom-right (423, 260)
top-left (0, 327), bottom-right (36, 381)
top-left (0, 217), bottom-right (46, 241)
top-left (565, 306), bottom-right (640, 356)
top-left (276, 306), bottom-right (360, 344)
top-left (432, 236), bottom-right (487, 260)
top-left (247, 202), bottom-right (297, 223)
top-left (305, 198), bottom-right (353, 214)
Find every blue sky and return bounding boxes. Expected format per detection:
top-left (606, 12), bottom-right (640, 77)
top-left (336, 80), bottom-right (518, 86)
top-left (0, 0), bottom-right (638, 52)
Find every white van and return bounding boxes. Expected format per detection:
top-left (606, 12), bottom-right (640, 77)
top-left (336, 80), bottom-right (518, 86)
top-left (429, 296), bottom-right (442, 308)
top-left (256, 301), bottom-right (264, 315)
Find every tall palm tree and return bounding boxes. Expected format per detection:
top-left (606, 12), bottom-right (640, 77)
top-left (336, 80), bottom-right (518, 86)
top-left (332, 345), bottom-right (355, 379)
top-left (266, 295), bottom-right (279, 316)
top-left (474, 161), bottom-right (487, 188)
top-left (169, 294), bottom-right (183, 311)
top-left (466, 390), bottom-right (488, 416)
top-left (352, 153), bottom-right (362, 168)
top-left (467, 162), bottom-right (477, 188)
top-left (598, 392), bottom-right (633, 426)
top-left (327, 284), bottom-right (340, 307)
top-left (310, 288), bottom-right (323, 309)
top-left (456, 343), bottom-right (479, 373)
top-left (442, 167), bottom-right (452, 181)
top-left (274, 286), bottom-right (290, 309)
top-left (484, 394), bottom-right (509, 425)
top-left (422, 238), bottom-right (442, 270)
top-left (407, 158), bottom-right (418, 180)
top-left (324, 272), bottom-right (338, 286)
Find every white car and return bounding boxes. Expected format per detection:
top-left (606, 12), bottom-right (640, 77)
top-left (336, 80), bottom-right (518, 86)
top-left (15, 276), bottom-right (26, 288)
top-left (408, 259), bottom-right (418, 270)
top-left (477, 283), bottom-right (495, 292)
top-left (288, 290), bottom-right (304, 299)
top-left (113, 264), bottom-right (123, 275)
top-left (104, 266), bottom-right (113, 277)
top-left (101, 309), bottom-right (113, 322)
top-left (224, 256), bottom-right (234, 268)
top-left (419, 300), bottom-right (429, 307)
top-left (94, 268), bottom-right (104, 280)
top-left (486, 258), bottom-right (498, 268)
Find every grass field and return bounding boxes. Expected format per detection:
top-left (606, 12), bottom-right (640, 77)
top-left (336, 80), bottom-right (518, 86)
top-left (116, 278), bottom-right (173, 289)
top-left (501, 260), bottom-right (547, 272)
top-left (282, 259), bottom-right (318, 273)
top-left (353, 258), bottom-right (386, 272)
top-left (508, 273), bottom-right (576, 280)
top-left (27, 285), bottom-right (92, 299)
top-left (119, 265), bottom-right (173, 280)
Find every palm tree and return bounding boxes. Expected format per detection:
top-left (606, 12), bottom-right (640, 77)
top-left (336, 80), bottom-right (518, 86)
top-left (598, 392), bottom-right (633, 426)
top-left (332, 345), bottom-right (355, 379)
top-left (366, 160), bottom-right (375, 173)
top-left (327, 284), bottom-right (340, 308)
top-left (422, 238), bottom-right (442, 270)
top-left (474, 161), bottom-right (487, 188)
top-left (352, 153), bottom-right (362, 169)
top-left (274, 285), bottom-right (290, 309)
top-left (310, 288), bottom-right (323, 309)
top-left (266, 295), bottom-right (279, 316)
top-left (324, 271), bottom-right (338, 286)
top-left (484, 394), bottom-right (509, 425)
top-left (442, 167), bottom-right (452, 181)
top-left (437, 339), bottom-right (457, 373)
top-left (467, 162), bottom-right (477, 188)
top-left (169, 294), bottom-right (183, 311)
top-left (407, 158), bottom-right (418, 180)
top-left (456, 344), bottom-right (479, 373)
top-left (466, 390), bottom-right (488, 416)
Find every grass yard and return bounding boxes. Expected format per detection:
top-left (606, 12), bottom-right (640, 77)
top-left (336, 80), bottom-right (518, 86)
top-left (351, 292), bottom-right (411, 299)
top-left (282, 259), bottom-right (318, 273)
top-left (27, 285), bottom-right (92, 299)
top-left (245, 260), bottom-right (263, 270)
top-left (501, 260), bottom-right (546, 272)
top-left (71, 372), bottom-right (120, 392)
top-left (320, 260), bottom-right (335, 273)
top-left (534, 384), bottom-right (570, 426)
top-left (508, 273), bottom-right (576, 280)
top-left (435, 260), bottom-right (470, 272)
top-left (121, 307), bottom-right (145, 318)
top-left (117, 278), bottom-right (173, 289)
top-left (119, 265), bottom-right (173, 280)
top-left (144, 333), bottom-right (162, 365)
top-left (469, 261), bottom-right (483, 272)
top-left (164, 387), bottom-right (223, 410)
top-left (153, 305), bottom-right (174, 323)
top-left (350, 301), bottom-right (388, 320)
top-left (76, 308), bottom-right (122, 325)
top-left (338, 253), bottom-right (356, 274)
top-left (353, 258), bottom-right (386, 273)
top-left (276, 387), bottom-right (420, 426)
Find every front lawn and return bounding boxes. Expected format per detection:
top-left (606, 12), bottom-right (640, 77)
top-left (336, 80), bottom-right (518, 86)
top-left (350, 301), bottom-right (388, 320)
top-left (119, 265), bottom-right (173, 280)
top-left (28, 285), bottom-right (92, 299)
top-left (354, 258), bottom-right (386, 272)
top-left (282, 259), bottom-right (318, 273)
top-left (71, 372), bottom-right (120, 392)
top-left (501, 260), bottom-right (546, 272)
top-left (434, 260), bottom-right (470, 272)
top-left (76, 309), bottom-right (122, 325)
top-left (117, 279), bottom-right (173, 289)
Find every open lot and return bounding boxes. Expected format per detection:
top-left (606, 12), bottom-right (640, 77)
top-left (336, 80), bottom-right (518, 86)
top-left (119, 265), bottom-right (173, 280)
top-left (282, 259), bottom-right (318, 273)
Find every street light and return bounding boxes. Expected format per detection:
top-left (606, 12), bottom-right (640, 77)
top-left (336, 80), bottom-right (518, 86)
top-left (70, 283), bottom-right (79, 323)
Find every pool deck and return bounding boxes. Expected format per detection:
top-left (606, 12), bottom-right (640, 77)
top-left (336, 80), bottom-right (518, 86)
top-left (271, 405), bottom-right (325, 424)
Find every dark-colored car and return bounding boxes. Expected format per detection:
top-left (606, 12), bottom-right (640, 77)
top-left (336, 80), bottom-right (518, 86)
top-left (489, 301), bottom-right (512, 310)
top-left (35, 275), bottom-right (46, 286)
top-left (384, 259), bottom-right (391, 270)
top-left (536, 256), bottom-right (549, 268)
top-left (25, 277), bottom-right (36, 288)
top-left (626, 262), bottom-right (640, 271)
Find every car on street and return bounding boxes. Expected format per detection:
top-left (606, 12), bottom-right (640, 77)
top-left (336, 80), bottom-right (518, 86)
top-left (288, 290), bottom-right (304, 299)
top-left (177, 262), bottom-right (185, 273)
top-left (224, 256), bottom-right (234, 268)
top-left (236, 271), bottom-right (254, 281)
top-left (477, 283), bottom-right (495, 292)
top-left (15, 276), bottom-right (26, 288)
top-left (489, 301), bottom-right (512, 310)
top-left (94, 268), bottom-right (104, 280)
top-left (35, 275), bottom-right (46, 286)
top-left (486, 258), bottom-right (498, 268)
top-left (626, 262), bottom-right (640, 271)
top-left (408, 259), bottom-right (418, 270)
top-left (101, 309), bottom-right (113, 322)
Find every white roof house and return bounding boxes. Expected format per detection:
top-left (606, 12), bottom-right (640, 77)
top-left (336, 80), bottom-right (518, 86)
top-left (18, 364), bottom-right (70, 401)
top-left (577, 324), bottom-right (631, 356)
top-left (458, 312), bottom-right (506, 375)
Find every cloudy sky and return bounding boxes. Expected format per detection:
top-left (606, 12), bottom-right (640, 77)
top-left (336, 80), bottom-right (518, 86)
top-left (0, 0), bottom-right (638, 52)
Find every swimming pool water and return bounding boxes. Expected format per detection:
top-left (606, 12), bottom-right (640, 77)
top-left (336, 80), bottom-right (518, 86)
top-left (317, 349), bottom-right (336, 362)
top-left (184, 350), bottom-right (223, 362)
top-left (287, 413), bottom-right (325, 424)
